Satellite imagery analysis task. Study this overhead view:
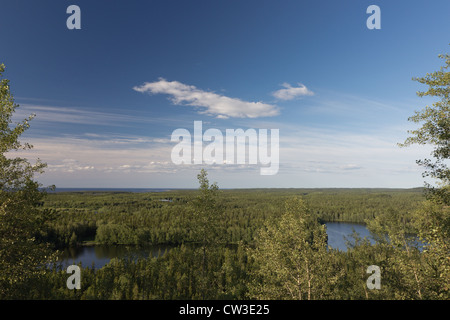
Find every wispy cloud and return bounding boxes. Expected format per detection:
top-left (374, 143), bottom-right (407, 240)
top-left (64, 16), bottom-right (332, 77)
top-left (9, 91), bottom-right (428, 188)
top-left (14, 104), bottom-right (184, 127)
top-left (12, 135), bottom-right (177, 175)
top-left (276, 123), bottom-right (429, 182)
top-left (49, 159), bottom-right (95, 173)
top-left (9, 118), bottom-right (428, 188)
top-left (133, 78), bottom-right (280, 119)
top-left (272, 83), bottom-right (314, 100)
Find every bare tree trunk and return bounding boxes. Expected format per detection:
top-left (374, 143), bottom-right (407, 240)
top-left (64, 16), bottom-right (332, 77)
top-left (404, 240), bottom-right (422, 299)
top-left (363, 266), bottom-right (369, 299)
top-left (306, 259), bottom-right (311, 300)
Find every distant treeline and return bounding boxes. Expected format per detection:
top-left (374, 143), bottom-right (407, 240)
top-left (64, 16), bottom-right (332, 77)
top-left (39, 188), bottom-right (424, 247)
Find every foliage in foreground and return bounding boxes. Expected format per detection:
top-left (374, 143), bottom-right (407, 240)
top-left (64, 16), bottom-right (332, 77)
top-left (0, 63), bottom-right (57, 298)
top-left (11, 196), bottom-right (448, 300)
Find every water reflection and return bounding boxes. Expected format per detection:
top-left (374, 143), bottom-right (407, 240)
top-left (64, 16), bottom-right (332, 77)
top-left (57, 222), bottom-right (422, 270)
top-left (58, 244), bottom-right (172, 269)
top-left (325, 222), bottom-right (375, 251)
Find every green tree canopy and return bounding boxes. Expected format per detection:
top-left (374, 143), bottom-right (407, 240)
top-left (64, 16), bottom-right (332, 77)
top-left (400, 51), bottom-right (450, 203)
top-left (398, 49), bottom-right (450, 299)
top-left (187, 169), bottom-right (225, 298)
top-left (248, 197), bottom-right (333, 300)
top-left (0, 63), bottom-right (56, 298)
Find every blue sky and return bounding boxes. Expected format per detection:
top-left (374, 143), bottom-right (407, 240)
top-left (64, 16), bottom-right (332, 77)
top-left (1, 0), bottom-right (449, 188)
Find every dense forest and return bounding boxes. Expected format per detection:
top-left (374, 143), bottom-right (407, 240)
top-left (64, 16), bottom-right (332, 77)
top-left (8, 176), bottom-right (448, 300)
top-left (39, 187), bottom-right (424, 247)
top-left (5, 169), bottom-right (449, 300)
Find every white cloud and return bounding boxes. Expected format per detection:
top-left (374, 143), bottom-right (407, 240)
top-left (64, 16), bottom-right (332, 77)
top-left (14, 104), bottom-right (185, 128)
top-left (10, 135), bottom-right (178, 177)
top-left (10, 120), bottom-right (427, 188)
top-left (275, 124), bottom-right (429, 185)
top-left (272, 83), bottom-right (314, 100)
top-left (8, 92), bottom-right (429, 188)
top-left (133, 78), bottom-right (279, 119)
top-left (339, 164), bottom-right (363, 171)
top-left (48, 159), bottom-right (95, 173)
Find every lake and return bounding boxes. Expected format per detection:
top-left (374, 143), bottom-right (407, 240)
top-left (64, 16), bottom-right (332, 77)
top-left (325, 222), bottom-right (375, 250)
top-left (57, 222), bottom-right (375, 269)
top-left (57, 244), bottom-right (173, 269)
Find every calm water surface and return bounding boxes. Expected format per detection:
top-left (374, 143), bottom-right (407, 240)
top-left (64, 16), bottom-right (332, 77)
top-left (325, 222), bottom-right (375, 250)
top-left (58, 244), bottom-right (172, 269)
top-left (58, 222), bottom-right (375, 269)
